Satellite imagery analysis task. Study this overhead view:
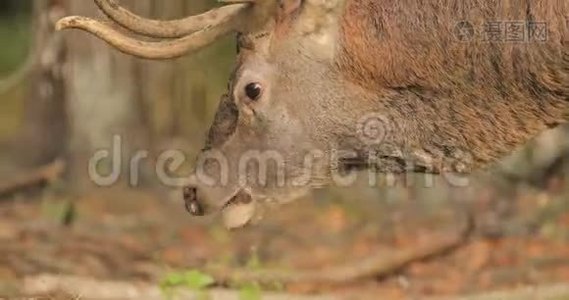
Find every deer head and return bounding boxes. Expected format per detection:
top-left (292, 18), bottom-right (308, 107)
top-left (57, 0), bottom-right (569, 229)
top-left (58, 0), bottom-right (358, 229)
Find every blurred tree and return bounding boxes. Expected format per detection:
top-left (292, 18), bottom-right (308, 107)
top-left (16, 0), bottom-right (233, 190)
top-left (0, 0), bottom-right (31, 16)
top-left (132, 0), bottom-right (235, 152)
top-left (18, 0), bottom-right (67, 167)
top-left (63, 0), bottom-right (223, 188)
top-left (64, 0), bottom-right (153, 187)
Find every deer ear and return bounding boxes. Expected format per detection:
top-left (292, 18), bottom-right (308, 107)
top-left (278, 0), bottom-right (302, 19)
top-left (295, 0), bottom-right (346, 59)
top-left (294, 0), bottom-right (346, 35)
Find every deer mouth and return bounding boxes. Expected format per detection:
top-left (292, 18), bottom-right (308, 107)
top-left (221, 189), bottom-right (258, 229)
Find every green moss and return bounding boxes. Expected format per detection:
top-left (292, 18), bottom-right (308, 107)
top-left (0, 14), bottom-right (31, 75)
top-left (0, 15), bottom-right (31, 141)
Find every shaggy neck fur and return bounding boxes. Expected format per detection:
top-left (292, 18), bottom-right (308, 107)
top-left (336, 0), bottom-right (569, 170)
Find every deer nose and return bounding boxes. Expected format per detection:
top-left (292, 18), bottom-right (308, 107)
top-left (183, 186), bottom-right (209, 216)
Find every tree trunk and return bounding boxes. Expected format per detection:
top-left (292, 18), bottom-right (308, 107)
top-left (64, 0), bottom-right (154, 188)
top-left (19, 0), bottom-right (68, 167)
top-left (18, 0), bottom-right (233, 190)
top-left (63, 0), bottom-right (219, 189)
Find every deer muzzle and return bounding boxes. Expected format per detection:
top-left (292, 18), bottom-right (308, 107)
top-left (184, 184), bottom-right (258, 229)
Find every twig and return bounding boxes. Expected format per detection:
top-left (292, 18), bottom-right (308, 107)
top-left (206, 214), bottom-right (475, 286)
top-left (0, 159), bottom-right (65, 199)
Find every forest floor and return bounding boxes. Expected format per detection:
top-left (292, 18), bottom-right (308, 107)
top-left (0, 174), bottom-right (568, 299)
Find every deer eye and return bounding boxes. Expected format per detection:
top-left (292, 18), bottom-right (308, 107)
top-left (244, 82), bottom-right (263, 101)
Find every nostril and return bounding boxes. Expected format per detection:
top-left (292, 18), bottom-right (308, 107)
top-left (183, 186), bottom-right (205, 216)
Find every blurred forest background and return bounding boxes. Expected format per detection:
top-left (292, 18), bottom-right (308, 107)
top-left (0, 1), bottom-right (569, 299)
top-left (0, 0), bottom-right (234, 185)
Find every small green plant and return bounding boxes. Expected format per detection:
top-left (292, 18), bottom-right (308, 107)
top-left (239, 283), bottom-right (262, 300)
top-left (41, 198), bottom-right (76, 226)
top-left (160, 270), bottom-right (215, 300)
top-left (245, 247), bottom-right (262, 270)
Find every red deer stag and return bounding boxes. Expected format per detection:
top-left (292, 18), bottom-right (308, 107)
top-left (58, 0), bottom-right (568, 229)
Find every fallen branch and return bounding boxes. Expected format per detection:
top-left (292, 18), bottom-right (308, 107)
top-left (429, 283), bottom-right (569, 300)
top-left (0, 159), bottom-right (65, 199)
top-left (206, 214), bottom-right (475, 286)
top-left (24, 274), bottom-right (337, 300)
top-left (24, 274), bottom-right (569, 300)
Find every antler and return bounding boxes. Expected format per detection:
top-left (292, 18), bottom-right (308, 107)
top-left (56, 0), bottom-right (266, 60)
top-left (92, 0), bottom-right (249, 38)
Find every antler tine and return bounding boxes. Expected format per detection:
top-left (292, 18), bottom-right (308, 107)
top-left (56, 7), bottom-right (245, 60)
top-left (93, 0), bottom-right (254, 38)
top-left (55, 0), bottom-right (280, 60)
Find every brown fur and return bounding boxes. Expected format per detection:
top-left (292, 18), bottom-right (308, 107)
top-left (337, 0), bottom-right (569, 168)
